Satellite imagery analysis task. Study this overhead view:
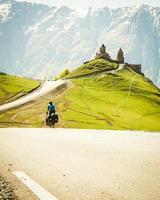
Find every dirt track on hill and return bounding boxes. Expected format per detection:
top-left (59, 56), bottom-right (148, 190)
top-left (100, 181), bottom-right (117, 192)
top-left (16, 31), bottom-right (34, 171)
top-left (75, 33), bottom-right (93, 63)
top-left (0, 80), bottom-right (68, 113)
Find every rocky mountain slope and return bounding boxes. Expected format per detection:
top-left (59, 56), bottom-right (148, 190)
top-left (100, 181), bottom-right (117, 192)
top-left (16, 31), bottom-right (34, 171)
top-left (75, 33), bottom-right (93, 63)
top-left (0, 0), bottom-right (160, 85)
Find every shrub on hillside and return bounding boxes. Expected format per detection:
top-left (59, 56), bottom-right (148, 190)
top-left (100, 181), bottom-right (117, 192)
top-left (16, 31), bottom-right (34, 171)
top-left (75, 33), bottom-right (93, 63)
top-left (53, 77), bottom-right (58, 81)
top-left (58, 69), bottom-right (70, 79)
top-left (0, 72), bottom-right (6, 75)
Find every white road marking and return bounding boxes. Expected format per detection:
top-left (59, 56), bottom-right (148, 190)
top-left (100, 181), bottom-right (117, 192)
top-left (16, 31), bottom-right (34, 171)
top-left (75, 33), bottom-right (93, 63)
top-left (13, 171), bottom-right (59, 200)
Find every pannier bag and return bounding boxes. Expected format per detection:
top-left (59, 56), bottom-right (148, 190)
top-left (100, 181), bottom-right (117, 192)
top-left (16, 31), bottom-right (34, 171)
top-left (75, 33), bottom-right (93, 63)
top-left (53, 114), bottom-right (59, 123)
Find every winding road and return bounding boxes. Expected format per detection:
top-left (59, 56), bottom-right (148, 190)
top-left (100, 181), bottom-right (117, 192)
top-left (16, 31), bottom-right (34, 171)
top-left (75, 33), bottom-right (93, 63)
top-left (0, 65), bottom-right (124, 113)
top-left (0, 80), bottom-right (68, 113)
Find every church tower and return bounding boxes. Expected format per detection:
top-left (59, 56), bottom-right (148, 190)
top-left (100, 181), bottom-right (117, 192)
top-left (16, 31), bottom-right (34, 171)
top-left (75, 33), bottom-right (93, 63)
top-left (117, 48), bottom-right (124, 63)
top-left (100, 44), bottom-right (106, 54)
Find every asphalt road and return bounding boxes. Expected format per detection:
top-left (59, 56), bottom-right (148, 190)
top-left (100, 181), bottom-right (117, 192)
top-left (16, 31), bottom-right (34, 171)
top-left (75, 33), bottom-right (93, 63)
top-left (0, 128), bottom-right (160, 200)
top-left (0, 80), bottom-right (67, 112)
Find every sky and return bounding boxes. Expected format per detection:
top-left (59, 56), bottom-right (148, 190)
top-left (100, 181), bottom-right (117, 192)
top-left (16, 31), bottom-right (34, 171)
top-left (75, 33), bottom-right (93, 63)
top-left (17, 0), bottom-right (160, 8)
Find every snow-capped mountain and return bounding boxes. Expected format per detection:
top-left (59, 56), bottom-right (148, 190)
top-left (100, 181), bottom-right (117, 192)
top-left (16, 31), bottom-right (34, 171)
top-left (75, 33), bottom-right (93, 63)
top-left (0, 0), bottom-right (160, 85)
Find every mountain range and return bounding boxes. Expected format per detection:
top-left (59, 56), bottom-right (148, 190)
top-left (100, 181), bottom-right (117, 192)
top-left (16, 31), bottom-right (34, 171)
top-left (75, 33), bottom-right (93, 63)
top-left (0, 0), bottom-right (160, 85)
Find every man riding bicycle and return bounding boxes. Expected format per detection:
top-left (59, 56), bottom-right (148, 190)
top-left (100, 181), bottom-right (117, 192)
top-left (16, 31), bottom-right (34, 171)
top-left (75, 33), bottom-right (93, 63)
top-left (46, 101), bottom-right (58, 126)
top-left (47, 101), bottom-right (56, 117)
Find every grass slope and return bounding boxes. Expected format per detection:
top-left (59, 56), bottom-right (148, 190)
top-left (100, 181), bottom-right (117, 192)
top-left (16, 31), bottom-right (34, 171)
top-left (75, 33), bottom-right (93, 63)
top-left (0, 60), bottom-right (159, 131)
top-left (0, 74), bottom-right (40, 104)
top-left (66, 59), bottom-right (118, 78)
top-left (61, 66), bottom-right (160, 131)
top-left (0, 85), bottom-right (66, 128)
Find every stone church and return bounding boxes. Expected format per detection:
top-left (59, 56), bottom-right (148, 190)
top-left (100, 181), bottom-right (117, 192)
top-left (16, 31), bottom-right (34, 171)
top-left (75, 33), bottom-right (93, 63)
top-left (95, 44), bottom-right (111, 61)
top-left (95, 44), bottom-right (141, 73)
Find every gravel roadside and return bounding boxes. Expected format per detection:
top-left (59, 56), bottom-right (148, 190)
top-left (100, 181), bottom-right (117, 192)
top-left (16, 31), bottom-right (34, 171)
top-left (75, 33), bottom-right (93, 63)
top-left (0, 176), bottom-right (18, 200)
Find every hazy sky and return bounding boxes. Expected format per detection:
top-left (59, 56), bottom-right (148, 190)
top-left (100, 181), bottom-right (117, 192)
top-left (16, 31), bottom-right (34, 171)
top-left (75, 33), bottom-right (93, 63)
top-left (17, 0), bottom-right (160, 8)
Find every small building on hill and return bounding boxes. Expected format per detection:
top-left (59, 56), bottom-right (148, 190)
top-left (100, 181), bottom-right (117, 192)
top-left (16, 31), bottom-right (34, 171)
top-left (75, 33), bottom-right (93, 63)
top-left (125, 64), bottom-right (141, 73)
top-left (116, 48), bottom-right (124, 63)
top-left (95, 44), bottom-right (141, 73)
top-left (95, 44), bottom-right (111, 61)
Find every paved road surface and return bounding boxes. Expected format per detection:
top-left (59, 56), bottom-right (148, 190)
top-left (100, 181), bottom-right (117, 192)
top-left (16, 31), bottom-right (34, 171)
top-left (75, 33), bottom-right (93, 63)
top-left (0, 128), bottom-right (160, 200)
top-left (0, 80), bottom-right (67, 112)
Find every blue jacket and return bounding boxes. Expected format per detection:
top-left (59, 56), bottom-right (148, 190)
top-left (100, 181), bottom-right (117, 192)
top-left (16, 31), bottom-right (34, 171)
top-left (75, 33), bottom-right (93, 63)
top-left (48, 104), bottom-right (55, 112)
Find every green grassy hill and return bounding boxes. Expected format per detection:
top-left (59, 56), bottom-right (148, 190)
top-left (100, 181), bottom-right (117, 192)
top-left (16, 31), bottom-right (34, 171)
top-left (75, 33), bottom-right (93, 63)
top-left (0, 60), bottom-right (159, 131)
top-left (0, 73), bottom-right (40, 104)
top-left (60, 60), bottom-right (160, 131)
top-left (66, 59), bottom-right (118, 78)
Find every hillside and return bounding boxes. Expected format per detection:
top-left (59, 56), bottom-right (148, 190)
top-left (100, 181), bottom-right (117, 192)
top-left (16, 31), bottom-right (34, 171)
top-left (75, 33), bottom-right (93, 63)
top-left (0, 1), bottom-right (160, 86)
top-left (66, 59), bottom-right (118, 78)
top-left (61, 60), bottom-right (160, 131)
top-left (0, 73), bottom-right (40, 104)
top-left (0, 60), bottom-right (159, 131)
